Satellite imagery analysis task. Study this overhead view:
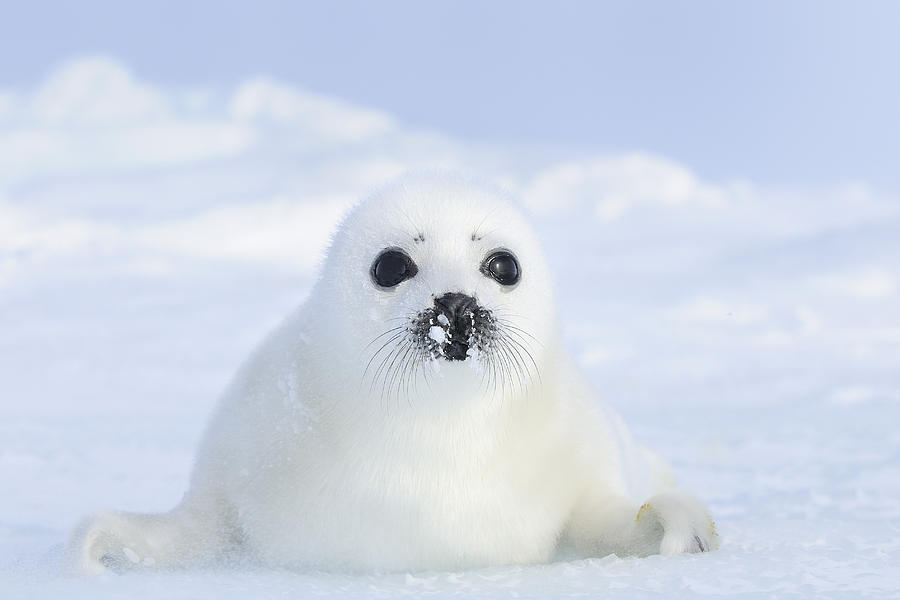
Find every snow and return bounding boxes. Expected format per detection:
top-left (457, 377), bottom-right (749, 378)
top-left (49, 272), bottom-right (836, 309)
top-left (1, 57), bottom-right (899, 598)
top-left (428, 325), bottom-right (447, 345)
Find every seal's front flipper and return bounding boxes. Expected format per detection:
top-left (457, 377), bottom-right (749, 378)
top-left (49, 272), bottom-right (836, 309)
top-left (630, 490), bottom-right (719, 556)
top-left (561, 490), bottom-right (718, 559)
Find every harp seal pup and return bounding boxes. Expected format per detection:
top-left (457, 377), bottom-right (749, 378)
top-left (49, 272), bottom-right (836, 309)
top-left (70, 176), bottom-right (719, 573)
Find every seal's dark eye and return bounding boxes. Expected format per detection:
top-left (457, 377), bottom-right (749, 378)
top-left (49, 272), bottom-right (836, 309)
top-left (481, 250), bottom-right (520, 286)
top-left (371, 249), bottom-right (418, 288)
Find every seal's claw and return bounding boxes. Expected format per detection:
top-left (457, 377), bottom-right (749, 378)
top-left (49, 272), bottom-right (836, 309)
top-left (633, 491), bottom-right (720, 556)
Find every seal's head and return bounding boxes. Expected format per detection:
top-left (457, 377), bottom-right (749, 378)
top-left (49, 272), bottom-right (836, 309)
top-left (311, 176), bottom-right (556, 405)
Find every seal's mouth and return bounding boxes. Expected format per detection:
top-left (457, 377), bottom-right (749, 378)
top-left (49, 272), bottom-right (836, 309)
top-left (413, 292), bottom-right (493, 362)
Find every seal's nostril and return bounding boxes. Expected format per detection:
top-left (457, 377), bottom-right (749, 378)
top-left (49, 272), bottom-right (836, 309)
top-left (434, 292), bottom-right (476, 320)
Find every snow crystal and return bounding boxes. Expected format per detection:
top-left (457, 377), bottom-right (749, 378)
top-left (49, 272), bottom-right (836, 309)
top-left (428, 326), bottom-right (446, 345)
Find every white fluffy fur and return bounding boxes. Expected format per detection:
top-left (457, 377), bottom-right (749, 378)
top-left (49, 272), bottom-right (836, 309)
top-left (70, 176), bottom-right (719, 574)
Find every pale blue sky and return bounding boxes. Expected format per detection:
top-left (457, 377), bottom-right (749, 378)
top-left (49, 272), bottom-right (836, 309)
top-left (3, 0), bottom-right (898, 191)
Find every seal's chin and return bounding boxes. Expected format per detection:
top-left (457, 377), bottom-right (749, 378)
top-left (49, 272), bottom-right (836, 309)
top-left (423, 357), bottom-right (487, 399)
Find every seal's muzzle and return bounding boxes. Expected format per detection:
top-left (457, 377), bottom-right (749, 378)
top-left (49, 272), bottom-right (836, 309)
top-left (433, 292), bottom-right (477, 360)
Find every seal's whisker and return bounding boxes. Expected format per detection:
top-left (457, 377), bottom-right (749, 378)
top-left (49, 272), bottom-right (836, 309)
top-left (490, 353), bottom-right (500, 402)
top-left (495, 339), bottom-right (516, 399)
top-left (383, 343), bottom-right (403, 405)
top-left (494, 320), bottom-right (543, 346)
top-left (370, 336), bottom-right (404, 396)
top-left (401, 347), bottom-right (417, 402)
top-left (471, 205), bottom-right (501, 240)
top-left (501, 337), bottom-right (527, 397)
top-left (503, 334), bottom-right (542, 388)
top-left (390, 339), bottom-right (415, 405)
top-left (477, 349), bottom-right (491, 393)
top-left (362, 331), bottom-right (406, 385)
top-left (503, 328), bottom-right (543, 352)
top-left (396, 340), bottom-right (415, 396)
top-left (381, 342), bottom-right (406, 409)
top-left (496, 334), bottom-right (528, 396)
top-left (380, 337), bottom-right (411, 404)
top-left (423, 347), bottom-right (438, 394)
top-left (492, 306), bottom-right (536, 322)
top-left (364, 325), bottom-right (407, 350)
top-left (407, 346), bottom-right (424, 402)
top-left (487, 343), bottom-right (500, 401)
top-left (492, 342), bottom-right (510, 399)
top-left (393, 339), bottom-right (415, 403)
top-left (498, 333), bottom-right (532, 386)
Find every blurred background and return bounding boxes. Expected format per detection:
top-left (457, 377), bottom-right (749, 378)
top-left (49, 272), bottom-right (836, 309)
top-left (1, 1), bottom-right (899, 597)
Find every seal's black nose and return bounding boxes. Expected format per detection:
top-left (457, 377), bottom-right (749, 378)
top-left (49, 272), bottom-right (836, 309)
top-left (434, 292), bottom-right (477, 361)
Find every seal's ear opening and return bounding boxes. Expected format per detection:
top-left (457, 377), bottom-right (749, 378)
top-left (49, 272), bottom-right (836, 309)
top-left (371, 248), bottom-right (418, 288)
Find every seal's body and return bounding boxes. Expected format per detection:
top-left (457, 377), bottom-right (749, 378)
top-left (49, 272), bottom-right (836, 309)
top-left (72, 177), bottom-right (718, 573)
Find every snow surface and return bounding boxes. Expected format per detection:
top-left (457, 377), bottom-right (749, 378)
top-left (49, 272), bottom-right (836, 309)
top-left (2, 58), bottom-right (899, 598)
